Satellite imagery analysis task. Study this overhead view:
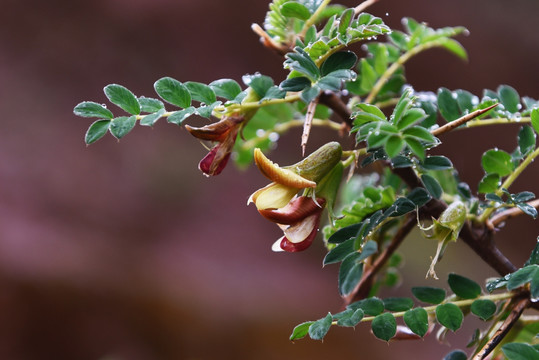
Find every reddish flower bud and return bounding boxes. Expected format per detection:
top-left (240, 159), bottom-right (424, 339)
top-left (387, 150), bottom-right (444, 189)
top-left (186, 115), bottom-right (244, 176)
top-left (198, 144), bottom-right (231, 176)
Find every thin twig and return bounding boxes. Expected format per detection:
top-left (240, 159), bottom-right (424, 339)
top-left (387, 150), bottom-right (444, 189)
top-left (344, 214), bottom-right (417, 305)
top-left (354, 0), bottom-right (379, 15)
top-left (466, 117), bottom-right (532, 128)
top-left (302, 99), bottom-right (319, 156)
top-left (472, 296), bottom-right (530, 360)
top-left (490, 199), bottom-right (539, 227)
top-left (431, 103), bottom-right (499, 137)
top-left (251, 23), bottom-right (289, 56)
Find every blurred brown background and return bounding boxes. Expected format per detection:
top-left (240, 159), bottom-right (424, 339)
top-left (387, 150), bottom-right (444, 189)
top-left (0, 0), bottom-right (538, 359)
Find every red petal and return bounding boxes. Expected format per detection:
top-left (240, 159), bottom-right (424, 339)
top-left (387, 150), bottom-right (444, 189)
top-left (278, 215), bottom-right (320, 252)
top-left (185, 115), bottom-right (243, 141)
top-left (199, 145), bottom-right (231, 176)
top-left (258, 197), bottom-right (325, 224)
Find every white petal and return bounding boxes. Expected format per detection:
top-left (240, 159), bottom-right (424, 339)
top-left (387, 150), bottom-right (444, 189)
top-left (284, 214), bottom-right (318, 243)
top-left (271, 237), bottom-right (285, 252)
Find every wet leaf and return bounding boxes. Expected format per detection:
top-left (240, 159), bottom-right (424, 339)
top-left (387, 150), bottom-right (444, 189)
top-left (154, 77), bottom-right (191, 108)
top-left (436, 303), bottom-right (463, 331)
top-left (289, 321), bottom-right (314, 340)
top-left (74, 101), bottom-right (113, 119)
top-left (104, 84), bottom-right (140, 115)
top-left (383, 297), bottom-right (414, 312)
top-left (185, 81), bottom-right (217, 105)
top-left (421, 174), bottom-right (443, 199)
top-left (337, 308), bottom-right (364, 327)
top-left (308, 313), bottom-right (332, 340)
top-left (502, 342), bottom-right (539, 360)
top-left (411, 286), bottom-right (446, 304)
top-left (110, 115), bottom-right (136, 139)
top-left (138, 97), bottom-right (164, 113)
top-left (85, 120), bottom-right (110, 144)
top-left (280, 1), bottom-right (311, 20)
top-left (209, 79), bottom-right (242, 100)
top-left (371, 313), bottom-right (396, 341)
top-left (348, 297), bottom-right (384, 316)
top-left (481, 149), bottom-right (514, 176)
top-left (321, 51), bottom-right (357, 76)
top-left (421, 156), bottom-right (453, 171)
top-left (498, 85), bottom-right (520, 113)
top-left (507, 265), bottom-right (538, 290)
top-left (437, 88), bottom-right (460, 121)
top-left (470, 299), bottom-right (496, 320)
top-left (518, 126), bottom-right (536, 155)
top-left (339, 253), bottom-right (363, 296)
top-left (448, 273), bottom-right (481, 299)
top-left (478, 173), bottom-right (500, 194)
top-left (403, 308), bottom-right (429, 337)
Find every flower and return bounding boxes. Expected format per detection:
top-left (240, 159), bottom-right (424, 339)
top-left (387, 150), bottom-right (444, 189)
top-left (248, 143), bottom-right (343, 252)
top-left (185, 115), bottom-right (244, 176)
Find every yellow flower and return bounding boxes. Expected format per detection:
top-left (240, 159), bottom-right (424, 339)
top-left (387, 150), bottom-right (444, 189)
top-left (248, 143), bottom-right (343, 252)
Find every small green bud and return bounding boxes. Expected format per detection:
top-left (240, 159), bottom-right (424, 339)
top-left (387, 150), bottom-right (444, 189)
top-left (425, 201), bottom-right (468, 279)
top-left (434, 201), bottom-right (467, 239)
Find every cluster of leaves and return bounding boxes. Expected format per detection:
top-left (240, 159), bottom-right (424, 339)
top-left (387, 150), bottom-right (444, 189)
top-left (323, 186), bottom-right (431, 296)
top-left (483, 189), bottom-right (537, 219)
top-left (488, 241), bottom-right (539, 298)
top-left (290, 273), bottom-right (504, 342)
top-left (264, 1), bottom-right (391, 55)
top-left (348, 18), bottom-right (467, 102)
top-left (282, 48), bottom-right (358, 103)
top-left (73, 73), bottom-right (294, 144)
top-left (431, 85), bottom-right (539, 202)
top-left (263, 0), bottom-right (333, 44)
top-left (478, 124), bottom-right (538, 194)
top-left (435, 85), bottom-right (539, 123)
top-left (352, 89), bottom-right (439, 161)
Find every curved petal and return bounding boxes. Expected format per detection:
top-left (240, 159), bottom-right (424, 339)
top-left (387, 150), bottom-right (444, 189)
top-left (258, 197), bottom-right (325, 224)
top-left (248, 183), bottom-right (298, 210)
top-left (278, 224), bottom-right (318, 252)
top-left (185, 115), bottom-right (243, 141)
top-left (254, 148), bottom-right (316, 189)
top-left (284, 212), bottom-right (320, 244)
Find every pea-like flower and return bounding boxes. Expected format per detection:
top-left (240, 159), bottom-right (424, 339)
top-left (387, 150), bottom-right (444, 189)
top-left (248, 142), bottom-right (343, 252)
top-left (185, 115), bottom-right (244, 176)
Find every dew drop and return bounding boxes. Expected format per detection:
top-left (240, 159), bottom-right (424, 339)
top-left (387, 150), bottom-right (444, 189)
top-left (256, 129), bottom-right (265, 137)
top-left (268, 132), bottom-right (279, 142)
